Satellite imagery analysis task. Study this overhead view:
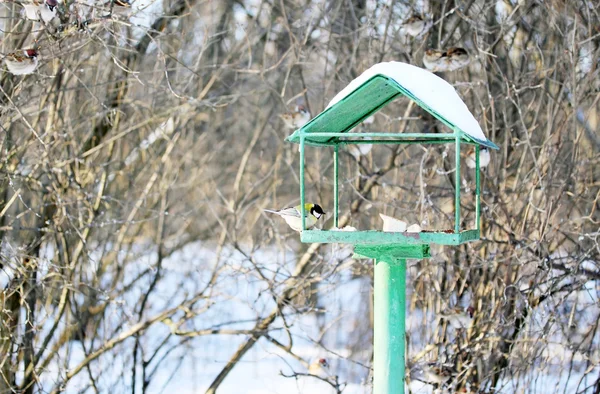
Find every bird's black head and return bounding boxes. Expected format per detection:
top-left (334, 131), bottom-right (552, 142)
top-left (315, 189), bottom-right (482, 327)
top-left (466, 305), bottom-right (475, 318)
top-left (447, 47), bottom-right (468, 56)
top-left (311, 204), bottom-right (325, 219)
top-left (45, 0), bottom-right (57, 11)
top-left (24, 49), bottom-right (38, 59)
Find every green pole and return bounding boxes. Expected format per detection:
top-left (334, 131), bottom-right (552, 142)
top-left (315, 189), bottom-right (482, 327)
top-left (374, 258), bottom-right (406, 394)
top-left (455, 135), bottom-right (461, 233)
top-left (333, 144), bottom-right (339, 228)
top-left (475, 145), bottom-right (480, 232)
top-left (300, 135), bottom-right (306, 230)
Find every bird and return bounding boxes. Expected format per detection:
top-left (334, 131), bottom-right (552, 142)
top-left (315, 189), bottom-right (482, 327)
top-left (308, 358), bottom-right (331, 379)
top-left (445, 47), bottom-right (470, 70)
top-left (438, 305), bottom-right (475, 330)
top-left (263, 203), bottom-right (325, 232)
top-left (347, 138), bottom-right (373, 160)
top-left (21, 0), bottom-right (57, 22)
top-left (423, 49), bottom-right (444, 71)
top-left (347, 115), bottom-right (374, 159)
top-left (410, 362), bottom-right (454, 386)
top-left (4, 49), bottom-right (39, 75)
top-left (465, 146), bottom-right (490, 169)
top-left (403, 15), bottom-right (431, 37)
top-left (379, 213), bottom-right (407, 232)
top-left (78, 0), bottom-right (131, 18)
top-left (423, 48), bottom-right (470, 72)
top-left (280, 105), bottom-right (311, 130)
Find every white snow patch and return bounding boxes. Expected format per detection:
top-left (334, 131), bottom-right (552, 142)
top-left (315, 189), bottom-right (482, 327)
top-left (406, 224), bottom-right (422, 233)
top-left (379, 213), bottom-right (407, 232)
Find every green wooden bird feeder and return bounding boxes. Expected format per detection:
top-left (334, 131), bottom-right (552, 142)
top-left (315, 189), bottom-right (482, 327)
top-left (286, 62), bottom-right (498, 394)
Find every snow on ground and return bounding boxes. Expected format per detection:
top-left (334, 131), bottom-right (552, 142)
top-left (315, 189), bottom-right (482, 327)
top-left (3, 238), bottom-right (598, 393)
top-left (139, 243), bottom-right (373, 393)
top-left (32, 241), bottom-right (373, 393)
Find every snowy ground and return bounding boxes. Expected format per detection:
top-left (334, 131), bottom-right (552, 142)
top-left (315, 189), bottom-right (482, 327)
top-left (2, 240), bottom-right (598, 393)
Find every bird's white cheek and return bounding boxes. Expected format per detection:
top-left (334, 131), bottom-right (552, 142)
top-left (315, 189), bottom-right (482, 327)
top-left (40, 6), bottom-right (56, 22)
top-left (480, 153), bottom-right (491, 167)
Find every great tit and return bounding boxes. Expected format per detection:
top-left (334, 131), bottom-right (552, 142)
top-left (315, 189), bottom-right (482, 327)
top-left (280, 105), bottom-right (311, 130)
top-left (308, 358), bottom-right (331, 378)
top-left (264, 203), bottom-right (325, 232)
top-left (465, 146), bottom-right (490, 169)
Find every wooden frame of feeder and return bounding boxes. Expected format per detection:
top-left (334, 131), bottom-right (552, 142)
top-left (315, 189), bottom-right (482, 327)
top-left (295, 132), bottom-right (481, 244)
top-left (286, 73), bottom-right (497, 394)
top-left (287, 75), bottom-right (497, 244)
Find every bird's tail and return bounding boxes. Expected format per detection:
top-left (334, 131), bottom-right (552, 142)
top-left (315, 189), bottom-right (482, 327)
top-left (263, 209), bottom-right (280, 215)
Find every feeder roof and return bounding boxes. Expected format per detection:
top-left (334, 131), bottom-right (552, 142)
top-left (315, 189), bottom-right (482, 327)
top-left (286, 61), bottom-right (499, 150)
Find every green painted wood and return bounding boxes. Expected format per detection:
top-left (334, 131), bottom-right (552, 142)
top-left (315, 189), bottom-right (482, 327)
top-left (476, 145), bottom-right (481, 231)
top-left (353, 244), bottom-right (430, 260)
top-left (286, 75), bottom-right (500, 150)
top-left (305, 137), bottom-right (486, 147)
top-left (459, 229), bottom-right (480, 243)
top-left (455, 135), bottom-right (461, 233)
top-left (300, 136), bottom-right (306, 230)
top-left (305, 132), bottom-right (458, 139)
top-left (374, 258), bottom-right (406, 394)
top-left (334, 145), bottom-right (339, 228)
top-left (300, 229), bottom-right (479, 245)
top-left (337, 139), bottom-right (458, 145)
top-left (287, 77), bottom-right (401, 144)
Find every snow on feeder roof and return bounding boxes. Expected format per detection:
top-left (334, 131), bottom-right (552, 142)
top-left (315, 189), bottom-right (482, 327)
top-left (287, 61), bottom-right (499, 150)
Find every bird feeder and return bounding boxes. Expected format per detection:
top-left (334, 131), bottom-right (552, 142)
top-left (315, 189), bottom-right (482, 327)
top-left (286, 62), bottom-right (498, 394)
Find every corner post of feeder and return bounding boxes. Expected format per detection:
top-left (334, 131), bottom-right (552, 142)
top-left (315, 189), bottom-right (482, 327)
top-left (300, 134), bottom-right (306, 231)
top-left (454, 134), bottom-right (461, 233)
top-left (374, 257), bottom-right (406, 394)
top-left (333, 143), bottom-right (339, 228)
top-left (475, 145), bottom-right (480, 232)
